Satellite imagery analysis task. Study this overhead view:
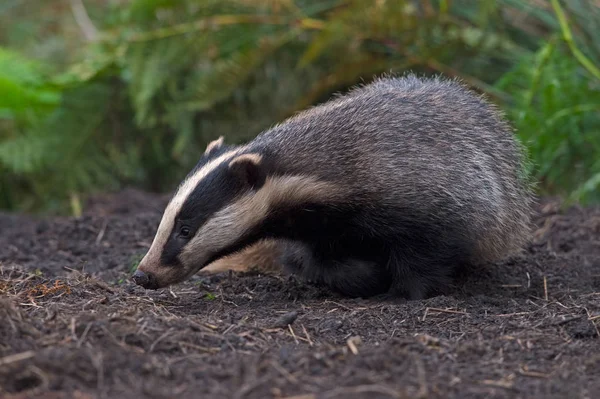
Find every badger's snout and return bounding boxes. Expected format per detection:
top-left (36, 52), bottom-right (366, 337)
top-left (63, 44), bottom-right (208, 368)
top-left (132, 269), bottom-right (158, 290)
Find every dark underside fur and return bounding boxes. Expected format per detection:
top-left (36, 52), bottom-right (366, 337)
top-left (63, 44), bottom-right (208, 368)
top-left (216, 201), bottom-right (475, 300)
top-left (282, 208), bottom-right (472, 299)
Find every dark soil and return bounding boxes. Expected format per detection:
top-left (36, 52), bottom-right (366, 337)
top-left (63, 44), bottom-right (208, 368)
top-left (1, 189), bottom-right (599, 399)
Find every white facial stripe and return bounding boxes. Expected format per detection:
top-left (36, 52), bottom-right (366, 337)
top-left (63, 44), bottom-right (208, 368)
top-left (180, 174), bottom-right (345, 269)
top-left (139, 149), bottom-right (242, 268)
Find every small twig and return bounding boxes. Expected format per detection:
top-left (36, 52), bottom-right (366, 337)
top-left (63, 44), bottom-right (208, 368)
top-left (149, 329), bottom-right (175, 352)
top-left (222, 324), bottom-right (237, 335)
top-left (346, 336), bottom-right (361, 355)
top-left (301, 323), bottom-right (313, 347)
top-left (234, 375), bottom-right (273, 399)
top-left (288, 324), bottom-right (299, 345)
top-left (423, 307), bottom-right (468, 321)
top-left (63, 266), bottom-right (82, 274)
top-left (100, 325), bottom-right (144, 353)
top-left (187, 320), bottom-right (219, 332)
top-left (480, 374), bottom-right (516, 389)
top-left (91, 279), bottom-right (115, 294)
top-left (95, 219), bottom-right (108, 245)
top-left (543, 276), bottom-right (549, 301)
top-left (69, 0), bottom-right (99, 41)
top-left (323, 300), bottom-right (354, 311)
top-left (322, 384), bottom-right (403, 399)
top-left (518, 365), bottom-right (550, 379)
top-left (415, 355), bottom-right (428, 398)
top-left (89, 351), bottom-right (105, 393)
top-left (0, 350), bottom-right (35, 365)
top-left (178, 341), bottom-right (220, 354)
top-left (70, 317), bottom-right (78, 341)
top-left (270, 361), bottom-right (299, 384)
top-left (552, 315), bottom-right (584, 326)
top-left (584, 308), bottom-right (600, 338)
top-left (279, 394), bottom-right (316, 399)
top-left (76, 322), bottom-right (93, 348)
top-left (495, 312), bottom-right (532, 317)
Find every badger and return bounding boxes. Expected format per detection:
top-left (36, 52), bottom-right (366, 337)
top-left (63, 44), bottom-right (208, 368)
top-left (132, 74), bottom-right (533, 299)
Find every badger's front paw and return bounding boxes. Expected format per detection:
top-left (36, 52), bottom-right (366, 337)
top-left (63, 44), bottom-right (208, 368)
top-left (279, 241), bottom-right (315, 276)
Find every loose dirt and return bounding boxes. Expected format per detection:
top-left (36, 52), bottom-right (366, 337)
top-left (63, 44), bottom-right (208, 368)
top-left (0, 189), bottom-right (599, 399)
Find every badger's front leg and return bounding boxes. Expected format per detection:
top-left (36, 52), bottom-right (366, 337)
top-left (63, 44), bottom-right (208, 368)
top-left (280, 241), bottom-right (392, 298)
top-left (386, 246), bottom-right (462, 300)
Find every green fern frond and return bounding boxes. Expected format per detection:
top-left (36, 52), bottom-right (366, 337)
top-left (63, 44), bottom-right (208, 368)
top-left (0, 47), bottom-right (61, 119)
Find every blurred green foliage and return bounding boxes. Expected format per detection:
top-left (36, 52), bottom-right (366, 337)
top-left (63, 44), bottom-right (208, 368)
top-left (0, 0), bottom-right (599, 214)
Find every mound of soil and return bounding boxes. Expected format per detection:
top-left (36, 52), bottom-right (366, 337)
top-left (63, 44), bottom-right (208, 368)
top-left (0, 189), bottom-right (599, 399)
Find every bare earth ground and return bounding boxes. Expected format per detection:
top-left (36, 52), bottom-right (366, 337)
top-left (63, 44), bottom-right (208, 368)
top-left (0, 189), bottom-right (599, 399)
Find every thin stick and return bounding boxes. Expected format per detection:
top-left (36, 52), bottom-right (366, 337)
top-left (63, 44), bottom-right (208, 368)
top-left (323, 384), bottom-right (402, 399)
top-left (178, 341), bottom-right (220, 354)
top-left (0, 351), bottom-right (35, 365)
top-left (95, 219), bottom-right (108, 245)
top-left (584, 308), bottom-right (600, 338)
top-left (288, 324), bottom-right (299, 345)
top-left (543, 276), bottom-right (549, 301)
top-left (427, 307), bottom-right (468, 315)
top-left (271, 361), bottom-right (299, 384)
top-left (69, 0), bottom-right (99, 41)
top-left (149, 330), bottom-right (175, 352)
top-left (423, 307), bottom-right (468, 321)
top-left (519, 365), bottom-right (550, 379)
top-left (301, 323), bottom-right (313, 347)
top-left (346, 336), bottom-right (361, 355)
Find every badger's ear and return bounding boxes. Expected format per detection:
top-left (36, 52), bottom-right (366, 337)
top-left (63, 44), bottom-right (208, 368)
top-left (204, 136), bottom-right (224, 155)
top-left (228, 153), bottom-right (266, 189)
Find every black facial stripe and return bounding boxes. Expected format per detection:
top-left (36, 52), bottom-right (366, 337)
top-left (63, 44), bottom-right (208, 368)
top-left (160, 156), bottom-right (248, 267)
top-left (180, 163), bottom-right (245, 221)
top-left (160, 244), bottom-right (182, 267)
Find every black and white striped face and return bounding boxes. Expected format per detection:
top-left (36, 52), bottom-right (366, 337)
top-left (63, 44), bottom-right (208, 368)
top-left (132, 138), bottom-right (342, 290)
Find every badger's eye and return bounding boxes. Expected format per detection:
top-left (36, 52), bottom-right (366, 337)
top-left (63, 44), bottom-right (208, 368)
top-left (179, 226), bottom-right (191, 238)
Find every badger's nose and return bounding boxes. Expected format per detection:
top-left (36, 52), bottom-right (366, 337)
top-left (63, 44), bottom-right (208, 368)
top-left (132, 270), bottom-right (158, 289)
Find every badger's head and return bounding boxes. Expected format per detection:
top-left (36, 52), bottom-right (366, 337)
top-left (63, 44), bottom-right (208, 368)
top-left (132, 136), bottom-right (341, 290)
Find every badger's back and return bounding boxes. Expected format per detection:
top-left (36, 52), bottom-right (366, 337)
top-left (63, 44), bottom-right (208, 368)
top-left (251, 75), bottom-right (533, 264)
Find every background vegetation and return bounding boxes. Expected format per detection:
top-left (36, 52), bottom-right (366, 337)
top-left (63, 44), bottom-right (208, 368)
top-left (1, 0), bottom-right (599, 215)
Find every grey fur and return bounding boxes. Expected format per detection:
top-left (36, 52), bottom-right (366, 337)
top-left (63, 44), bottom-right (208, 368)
top-left (135, 73), bottom-right (534, 299)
